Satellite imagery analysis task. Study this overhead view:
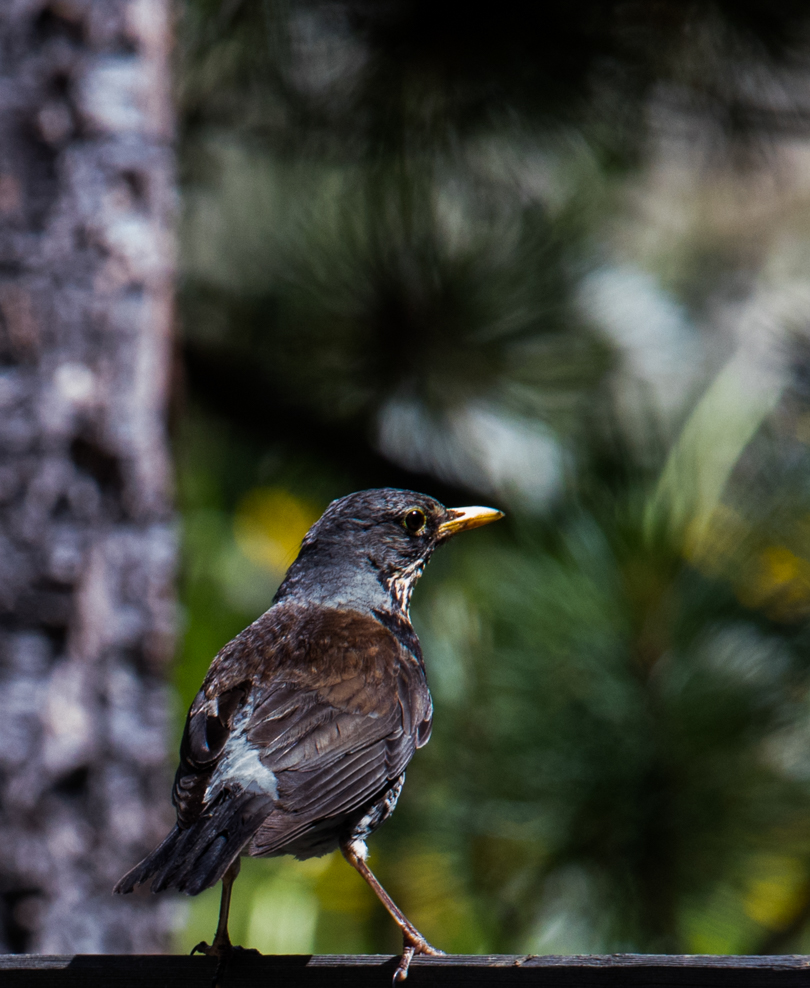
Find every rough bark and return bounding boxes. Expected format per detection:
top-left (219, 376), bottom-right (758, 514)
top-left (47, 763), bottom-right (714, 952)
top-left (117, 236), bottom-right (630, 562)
top-left (0, 0), bottom-right (176, 953)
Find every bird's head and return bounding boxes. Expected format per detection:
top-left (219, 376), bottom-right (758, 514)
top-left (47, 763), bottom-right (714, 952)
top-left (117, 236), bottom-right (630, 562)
top-left (275, 488), bottom-right (503, 615)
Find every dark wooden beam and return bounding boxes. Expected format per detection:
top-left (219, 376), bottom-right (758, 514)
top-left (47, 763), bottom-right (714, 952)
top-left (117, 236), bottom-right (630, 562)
top-left (0, 954), bottom-right (808, 987)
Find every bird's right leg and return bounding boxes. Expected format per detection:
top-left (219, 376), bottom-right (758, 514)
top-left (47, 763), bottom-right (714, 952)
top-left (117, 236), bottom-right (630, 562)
top-left (341, 839), bottom-right (444, 983)
top-left (191, 857), bottom-right (241, 960)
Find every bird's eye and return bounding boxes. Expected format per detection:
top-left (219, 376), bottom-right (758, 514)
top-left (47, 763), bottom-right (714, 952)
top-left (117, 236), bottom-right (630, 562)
top-left (403, 508), bottom-right (427, 535)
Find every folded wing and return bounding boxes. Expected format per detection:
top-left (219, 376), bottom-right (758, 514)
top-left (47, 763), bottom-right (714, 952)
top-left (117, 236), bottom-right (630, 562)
top-left (115, 603), bottom-right (432, 896)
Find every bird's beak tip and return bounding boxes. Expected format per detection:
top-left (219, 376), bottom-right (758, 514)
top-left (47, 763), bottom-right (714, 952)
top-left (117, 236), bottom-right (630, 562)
top-left (438, 505), bottom-right (504, 537)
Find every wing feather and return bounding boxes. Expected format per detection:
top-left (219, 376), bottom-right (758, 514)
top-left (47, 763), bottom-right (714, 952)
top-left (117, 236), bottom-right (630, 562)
top-left (165, 603), bottom-right (432, 871)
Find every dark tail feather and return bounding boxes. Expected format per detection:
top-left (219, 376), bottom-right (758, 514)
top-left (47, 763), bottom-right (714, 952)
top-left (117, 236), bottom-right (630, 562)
top-left (113, 789), bottom-right (275, 897)
top-left (114, 824), bottom-right (184, 894)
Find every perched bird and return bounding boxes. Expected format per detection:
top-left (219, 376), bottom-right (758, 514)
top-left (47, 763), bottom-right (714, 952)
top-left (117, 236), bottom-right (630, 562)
top-left (115, 488), bottom-right (502, 980)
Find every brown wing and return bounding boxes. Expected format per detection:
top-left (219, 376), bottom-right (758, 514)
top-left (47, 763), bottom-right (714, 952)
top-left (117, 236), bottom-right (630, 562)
top-left (172, 679), bottom-right (251, 828)
top-left (245, 647), bottom-right (430, 856)
top-left (172, 602), bottom-right (432, 858)
top-left (116, 602), bottom-right (431, 896)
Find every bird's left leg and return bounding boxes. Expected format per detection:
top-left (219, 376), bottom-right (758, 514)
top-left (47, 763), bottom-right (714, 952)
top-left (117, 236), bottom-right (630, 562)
top-left (341, 839), bottom-right (444, 983)
top-left (191, 858), bottom-right (259, 987)
top-left (191, 857), bottom-right (241, 960)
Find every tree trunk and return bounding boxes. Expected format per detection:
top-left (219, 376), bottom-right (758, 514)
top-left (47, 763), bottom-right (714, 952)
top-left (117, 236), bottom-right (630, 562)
top-left (0, 0), bottom-right (176, 953)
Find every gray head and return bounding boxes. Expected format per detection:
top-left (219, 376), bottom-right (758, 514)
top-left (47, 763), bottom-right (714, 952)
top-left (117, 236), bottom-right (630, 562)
top-left (274, 488), bottom-right (503, 616)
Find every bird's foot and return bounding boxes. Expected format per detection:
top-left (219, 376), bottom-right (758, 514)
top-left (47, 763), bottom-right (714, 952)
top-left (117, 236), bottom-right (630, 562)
top-left (191, 940), bottom-right (260, 987)
top-left (191, 937), bottom-right (228, 959)
top-left (394, 929), bottom-right (445, 983)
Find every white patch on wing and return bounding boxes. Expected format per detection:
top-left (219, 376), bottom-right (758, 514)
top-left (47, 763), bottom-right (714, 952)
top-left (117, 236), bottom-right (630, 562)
top-left (205, 707), bottom-right (279, 802)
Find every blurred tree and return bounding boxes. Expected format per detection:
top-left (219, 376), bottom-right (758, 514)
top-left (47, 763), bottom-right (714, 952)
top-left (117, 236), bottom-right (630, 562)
top-left (0, 0), bottom-right (175, 952)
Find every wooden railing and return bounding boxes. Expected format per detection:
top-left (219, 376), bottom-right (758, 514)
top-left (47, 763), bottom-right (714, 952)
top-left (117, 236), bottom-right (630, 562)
top-left (0, 953), bottom-right (808, 986)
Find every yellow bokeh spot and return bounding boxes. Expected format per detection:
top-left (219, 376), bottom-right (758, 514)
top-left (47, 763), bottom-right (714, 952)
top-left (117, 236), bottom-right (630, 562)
top-left (234, 487), bottom-right (321, 575)
top-left (738, 546), bottom-right (810, 621)
top-left (314, 849), bottom-right (378, 918)
top-left (388, 850), bottom-right (485, 952)
top-left (743, 855), bottom-right (806, 930)
top-left (683, 504), bottom-right (810, 621)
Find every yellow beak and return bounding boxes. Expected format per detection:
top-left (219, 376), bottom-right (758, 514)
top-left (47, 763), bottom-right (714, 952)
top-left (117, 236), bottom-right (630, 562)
top-left (437, 505), bottom-right (504, 538)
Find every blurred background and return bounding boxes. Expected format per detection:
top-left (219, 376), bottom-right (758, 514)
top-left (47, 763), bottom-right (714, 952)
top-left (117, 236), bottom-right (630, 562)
top-left (167, 0), bottom-right (810, 958)
top-left (11, 0), bottom-right (810, 960)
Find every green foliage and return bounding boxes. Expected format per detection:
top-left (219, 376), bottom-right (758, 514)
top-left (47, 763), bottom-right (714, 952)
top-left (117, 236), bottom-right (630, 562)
top-left (422, 495), bottom-right (810, 952)
top-left (172, 0), bottom-right (810, 958)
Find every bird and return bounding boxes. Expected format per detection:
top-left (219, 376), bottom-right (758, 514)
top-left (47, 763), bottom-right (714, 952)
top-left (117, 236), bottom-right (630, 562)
top-left (114, 487), bottom-right (503, 981)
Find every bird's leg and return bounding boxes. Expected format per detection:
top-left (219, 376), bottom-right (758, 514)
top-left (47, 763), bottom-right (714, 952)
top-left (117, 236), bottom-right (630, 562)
top-left (191, 857), bottom-right (241, 960)
top-left (341, 840), bottom-right (444, 983)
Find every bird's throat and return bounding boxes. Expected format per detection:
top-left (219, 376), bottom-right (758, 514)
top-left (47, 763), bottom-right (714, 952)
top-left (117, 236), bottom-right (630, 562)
top-left (274, 553), bottom-right (420, 620)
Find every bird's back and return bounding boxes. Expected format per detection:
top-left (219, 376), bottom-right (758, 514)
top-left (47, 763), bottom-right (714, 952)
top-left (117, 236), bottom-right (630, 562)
top-left (115, 600), bottom-right (432, 896)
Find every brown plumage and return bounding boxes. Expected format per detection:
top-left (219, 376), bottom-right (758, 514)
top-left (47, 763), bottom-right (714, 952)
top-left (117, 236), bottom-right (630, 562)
top-left (115, 488), bottom-right (502, 981)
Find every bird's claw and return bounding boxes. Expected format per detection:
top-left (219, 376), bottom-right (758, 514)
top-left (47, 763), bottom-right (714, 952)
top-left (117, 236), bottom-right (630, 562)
top-left (191, 941), bottom-right (260, 987)
top-left (393, 931), bottom-right (445, 982)
top-left (191, 940), bottom-right (220, 957)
